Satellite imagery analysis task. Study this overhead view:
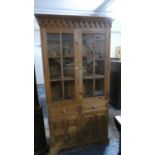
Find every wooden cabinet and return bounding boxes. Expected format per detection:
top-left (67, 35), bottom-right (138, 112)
top-left (35, 14), bottom-right (112, 153)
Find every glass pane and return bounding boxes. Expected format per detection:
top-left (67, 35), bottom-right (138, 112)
top-left (62, 33), bottom-right (74, 57)
top-left (95, 60), bottom-right (104, 78)
top-left (64, 80), bottom-right (75, 99)
top-left (47, 33), bottom-right (60, 57)
top-left (83, 80), bottom-right (93, 97)
top-left (51, 82), bottom-right (62, 101)
top-left (82, 34), bottom-right (93, 78)
top-left (63, 58), bottom-right (74, 78)
top-left (95, 79), bottom-right (104, 96)
top-left (49, 59), bottom-right (61, 80)
top-left (94, 34), bottom-right (105, 76)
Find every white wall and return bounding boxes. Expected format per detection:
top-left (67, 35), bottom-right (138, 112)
top-left (34, 18), bottom-right (121, 84)
top-left (34, 30), bottom-right (44, 84)
top-left (111, 19), bottom-right (121, 57)
top-left (34, 18), bottom-right (44, 84)
top-left (111, 32), bottom-right (121, 57)
top-left (34, 0), bottom-right (107, 15)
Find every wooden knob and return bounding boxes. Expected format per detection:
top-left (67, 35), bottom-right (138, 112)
top-left (75, 67), bottom-right (79, 70)
top-left (91, 105), bottom-right (96, 109)
top-left (77, 105), bottom-right (83, 113)
top-left (62, 109), bottom-right (66, 113)
top-left (79, 92), bottom-right (83, 96)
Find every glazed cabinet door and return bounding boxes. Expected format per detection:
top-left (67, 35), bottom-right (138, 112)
top-left (80, 32), bottom-right (106, 99)
top-left (46, 32), bottom-right (78, 102)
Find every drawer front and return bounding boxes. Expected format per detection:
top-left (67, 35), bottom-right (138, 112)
top-left (50, 103), bottom-right (81, 116)
top-left (82, 101), bottom-right (107, 114)
top-left (50, 103), bottom-right (107, 117)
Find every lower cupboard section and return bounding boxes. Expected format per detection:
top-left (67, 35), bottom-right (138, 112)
top-left (50, 113), bottom-right (108, 149)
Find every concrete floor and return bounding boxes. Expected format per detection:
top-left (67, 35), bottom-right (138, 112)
top-left (37, 85), bottom-right (121, 155)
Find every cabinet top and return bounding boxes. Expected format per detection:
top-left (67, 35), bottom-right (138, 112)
top-left (35, 14), bottom-right (112, 29)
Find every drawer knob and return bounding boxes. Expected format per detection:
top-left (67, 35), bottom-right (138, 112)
top-left (62, 109), bottom-right (66, 113)
top-left (91, 105), bottom-right (96, 109)
top-left (77, 105), bottom-right (83, 113)
top-left (75, 67), bottom-right (79, 70)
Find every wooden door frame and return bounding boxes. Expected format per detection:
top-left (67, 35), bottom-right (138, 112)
top-left (78, 29), bottom-right (108, 102)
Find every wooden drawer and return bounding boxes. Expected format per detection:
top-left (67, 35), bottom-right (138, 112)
top-left (50, 104), bottom-right (80, 116)
top-left (49, 99), bottom-right (107, 116)
top-left (82, 101), bottom-right (107, 114)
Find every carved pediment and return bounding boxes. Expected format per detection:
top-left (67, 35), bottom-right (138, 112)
top-left (35, 14), bottom-right (112, 29)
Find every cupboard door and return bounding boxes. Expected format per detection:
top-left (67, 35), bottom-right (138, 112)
top-left (81, 33), bottom-right (106, 98)
top-left (46, 33), bottom-right (76, 101)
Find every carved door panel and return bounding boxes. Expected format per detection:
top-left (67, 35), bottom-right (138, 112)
top-left (51, 114), bottom-right (81, 146)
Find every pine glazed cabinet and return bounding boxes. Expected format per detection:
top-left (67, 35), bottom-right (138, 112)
top-left (35, 14), bottom-right (112, 154)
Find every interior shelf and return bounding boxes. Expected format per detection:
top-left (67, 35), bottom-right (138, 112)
top-left (94, 74), bottom-right (104, 78)
top-left (48, 56), bottom-right (60, 59)
top-left (83, 75), bottom-right (93, 79)
top-left (64, 77), bottom-right (75, 81)
top-left (50, 78), bottom-right (75, 82)
top-left (63, 56), bottom-right (74, 58)
top-left (83, 74), bottom-right (104, 79)
top-left (50, 79), bottom-right (62, 82)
